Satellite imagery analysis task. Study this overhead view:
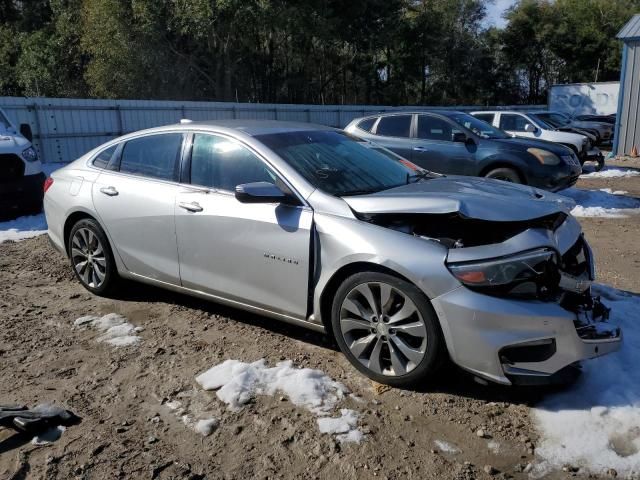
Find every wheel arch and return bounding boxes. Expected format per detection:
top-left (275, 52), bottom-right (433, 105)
top-left (478, 161), bottom-right (527, 184)
top-left (318, 261), bottom-right (425, 341)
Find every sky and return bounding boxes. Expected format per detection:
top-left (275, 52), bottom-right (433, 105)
top-left (483, 0), bottom-right (517, 28)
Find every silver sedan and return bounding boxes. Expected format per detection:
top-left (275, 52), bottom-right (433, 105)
top-left (44, 120), bottom-right (621, 387)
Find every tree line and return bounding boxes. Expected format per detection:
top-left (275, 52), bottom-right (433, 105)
top-left (0, 0), bottom-right (637, 105)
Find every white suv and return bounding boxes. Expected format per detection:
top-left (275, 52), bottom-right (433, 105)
top-left (472, 110), bottom-right (604, 170)
top-left (0, 107), bottom-right (44, 219)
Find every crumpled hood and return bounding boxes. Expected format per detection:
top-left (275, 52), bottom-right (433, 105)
top-left (342, 176), bottom-right (575, 222)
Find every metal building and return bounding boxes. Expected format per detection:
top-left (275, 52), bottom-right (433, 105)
top-left (615, 14), bottom-right (640, 156)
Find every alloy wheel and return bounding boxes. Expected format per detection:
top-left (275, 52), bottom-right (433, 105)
top-left (339, 282), bottom-right (428, 376)
top-left (71, 227), bottom-right (107, 289)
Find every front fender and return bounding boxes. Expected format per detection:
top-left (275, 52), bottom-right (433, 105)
top-left (312, 212), bottom-right (460, 324)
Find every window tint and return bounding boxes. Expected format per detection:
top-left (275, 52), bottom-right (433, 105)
top-left (499, 114), bottom-right (529, 132)
top-left (357, 118), bottom-right (377, 132)
top-left (474, 113), bottom-right (495, 124)
top-left (92, 145), bottom-right (117, 169)
top-left (190, 134), bottom-right (276, 191)
top-left (375, 115), bottom-right (412, 137)
top-left (417, 115), bottom-right (454, 141)
top-left (119, 134), bottom-right (183, 181)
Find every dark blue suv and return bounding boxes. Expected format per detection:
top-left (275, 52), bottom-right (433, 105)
top-left (344, 111), bottom-right (582, 192)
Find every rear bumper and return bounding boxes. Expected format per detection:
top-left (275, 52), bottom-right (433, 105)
top-left (431, 286), bottom-right (622, 385)
top-left (0, 172), bottom-right (45, 220)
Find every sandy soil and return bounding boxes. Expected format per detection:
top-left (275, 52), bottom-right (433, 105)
top-left (1, 168), bottom-right (638, 480)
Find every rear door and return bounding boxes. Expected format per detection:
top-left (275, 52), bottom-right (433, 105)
top-left (92, 132), bottom-right (184, 284)
top-left (369, 114), bottom-right (414, 159)
top-left (411, 114), bottom-right (475, 174)
top-left (174, 133), bottom-right (312, 318)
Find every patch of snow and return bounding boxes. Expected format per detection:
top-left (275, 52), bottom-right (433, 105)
top-left (73, 313), bottom-right (142, 347)
top-left (532, 284), bottom-right (640, 477)
top-left (0, 214), bottom-right (47, 243)
top-left (562, 187), bottom-right (640, 218)
top-left (194, 418), bottom-right (219, 437)
top-left (31, 425), bottom-right (66, 445)
top-left (580, 167), bottom-right (640, 178)
top-left (196, 359), bottom-right (348, 414)
top-left (196, 359), bottom-right (364, 442)
top-left (434, 439), bottom-right (461, 454)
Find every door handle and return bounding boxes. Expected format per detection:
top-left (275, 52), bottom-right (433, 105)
top-left (413, 146), bottom-right (429, 152)
top-left (99, 186), bottom-right (119, 196)
top-left (178, 201), bottom-right (203, 212)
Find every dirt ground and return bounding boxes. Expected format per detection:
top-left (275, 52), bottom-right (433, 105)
top-left (1, 157), bottom-right (639, 480)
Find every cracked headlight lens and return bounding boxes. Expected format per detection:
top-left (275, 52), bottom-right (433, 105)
top-left (447, 248), bottom-right (559, 298)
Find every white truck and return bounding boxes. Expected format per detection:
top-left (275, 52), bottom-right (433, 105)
top-left (471, 110), bottom-right (604, 170)
top-left (0, 107), bottom-right (45, 219)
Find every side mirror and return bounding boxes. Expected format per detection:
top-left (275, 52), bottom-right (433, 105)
top-left (524, 123), bottom-right (537, 133)
top-left (451, 132), bottom-right (467, 143)
top-left (20, 123), bottom-right (33, 142)
top-left (235, 181), bottom-right (290, 204)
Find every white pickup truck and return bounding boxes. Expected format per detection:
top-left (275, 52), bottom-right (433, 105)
top-left (471, 110), bottom-right (604, 170)
top-left (0, 107), bottom-right (45, 219)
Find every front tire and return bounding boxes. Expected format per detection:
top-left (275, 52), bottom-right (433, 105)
top-left (484, 167), bottom-right (522, 183)
top-left (331, 272), bottom-right (445, 387)
top-left (68, 218), bottom-right (118, 295)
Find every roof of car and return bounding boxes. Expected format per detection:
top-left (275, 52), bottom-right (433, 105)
top-left (169, 119), bottom-right (337, 136)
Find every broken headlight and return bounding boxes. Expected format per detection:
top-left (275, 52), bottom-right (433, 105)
top-left (446, 248), bottom-right (559, 298)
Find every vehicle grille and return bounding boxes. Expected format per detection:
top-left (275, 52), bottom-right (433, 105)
top-left (0, 154), bottom-right (25, 181)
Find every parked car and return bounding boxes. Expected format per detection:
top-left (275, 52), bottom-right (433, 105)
top-left (472, 110), bottom-right (604, 171)
top-left (344, 111), bottom-right (581, 192)
top-left (44, 120), bottom-right (621, 387)
top-left (574, 113), bottom-right (616, 125)
top-left (534, 110), bottom-right (614, 145)
top-left (0, 107), bottom-right (44, 219)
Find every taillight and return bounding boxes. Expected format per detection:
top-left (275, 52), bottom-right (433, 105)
top-left (43, 177), bottom-right (54, 193)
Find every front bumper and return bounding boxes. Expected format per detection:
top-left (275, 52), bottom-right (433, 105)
top-left (0, 172), bottom-right (45, 220)
top-left (431, 286), bottom-right (621, 386)
top-left (529, 162), bottom-right (582, 192)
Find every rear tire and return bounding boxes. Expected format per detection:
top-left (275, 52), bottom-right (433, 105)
top-left (595, 157), bottom-right (605, 172)
top-left (484, 167), bottom-right (522, 183)
top-left (68, 218), bottom-right (118, 296)
top-left (331, 271), bottom-right (445, 387)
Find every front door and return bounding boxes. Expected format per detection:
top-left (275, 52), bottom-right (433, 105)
top-left (92, 132), bottom-right (184, 284)
top-left (174, 133), bottom-right (312, 319)
top-left (411, 114), bottom-right (475, 175)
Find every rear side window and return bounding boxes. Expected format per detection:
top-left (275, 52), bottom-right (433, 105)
top-left (190, 134), bottom-right (276, 191)
top-left (119, 133), bottom-right (183, 181)
top-left (357, 118), bottom-right (377, 132)
top-left (474, 113), bottom-right (495, 124)
top-left (417, 115), bottom-right (453, 141)
top-left (375, 115), bottom-right (412, 137)
top-left (499, 114), bottom-right (529, 132)
top-left (92, 145), bottom-right (117, 169)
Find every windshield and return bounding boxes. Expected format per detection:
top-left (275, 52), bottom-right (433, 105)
top-left (537, 112), bottom-right (570, 127)
top-left (528, 114), bottom-right (556, 130)
top-left (256, 130), bottom-right (419, 196)
top-left (447, 113), bottom-right (510, 139)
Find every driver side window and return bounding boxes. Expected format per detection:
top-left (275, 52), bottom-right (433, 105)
top-left (190, 134), bottom-right (277, 192)
top-left (499, 114), bottom-right (529, 132)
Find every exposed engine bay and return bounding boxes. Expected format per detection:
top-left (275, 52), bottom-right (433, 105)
top-left (356, 211), bottom-right (568, 248)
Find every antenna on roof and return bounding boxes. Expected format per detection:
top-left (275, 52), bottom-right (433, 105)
top-left (180, 118), bottom-right (193, 124)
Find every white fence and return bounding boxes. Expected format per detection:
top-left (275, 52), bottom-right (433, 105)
top-left (0, 97), bottom-right (544, 164)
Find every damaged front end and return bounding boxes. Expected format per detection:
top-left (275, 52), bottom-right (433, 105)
top-left (357, 208), bottom-right (622, 385)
